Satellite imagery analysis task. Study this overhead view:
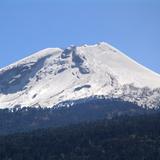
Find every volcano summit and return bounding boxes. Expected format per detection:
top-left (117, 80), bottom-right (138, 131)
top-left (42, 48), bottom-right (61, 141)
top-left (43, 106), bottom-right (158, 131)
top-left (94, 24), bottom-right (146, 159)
top-left (0, 42), bottom-right (160, 109)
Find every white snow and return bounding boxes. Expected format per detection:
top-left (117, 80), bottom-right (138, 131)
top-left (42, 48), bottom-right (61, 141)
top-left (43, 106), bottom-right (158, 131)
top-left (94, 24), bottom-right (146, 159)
top-left (0, 42), bottom-right (160, 109)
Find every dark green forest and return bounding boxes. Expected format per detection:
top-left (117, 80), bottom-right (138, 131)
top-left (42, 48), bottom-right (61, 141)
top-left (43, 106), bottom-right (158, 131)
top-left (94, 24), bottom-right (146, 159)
top-left (0, 98), bottom-right (148, 135)
top-left (1, 113), bottom-right (160, 160)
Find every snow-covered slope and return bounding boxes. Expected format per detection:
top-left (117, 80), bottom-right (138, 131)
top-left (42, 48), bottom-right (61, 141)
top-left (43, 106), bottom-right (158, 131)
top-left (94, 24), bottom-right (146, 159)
top-left (0, 42), bottom-right (160, 109)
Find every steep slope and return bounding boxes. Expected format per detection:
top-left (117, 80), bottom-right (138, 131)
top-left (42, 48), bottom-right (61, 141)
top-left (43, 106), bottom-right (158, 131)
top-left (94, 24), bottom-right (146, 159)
top-left (0, 42), bottom-right (160, 109)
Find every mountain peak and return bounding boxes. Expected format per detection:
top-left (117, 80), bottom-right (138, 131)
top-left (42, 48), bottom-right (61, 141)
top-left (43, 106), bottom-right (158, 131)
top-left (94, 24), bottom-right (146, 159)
top-left (0, 42), bottom-right (160, 109)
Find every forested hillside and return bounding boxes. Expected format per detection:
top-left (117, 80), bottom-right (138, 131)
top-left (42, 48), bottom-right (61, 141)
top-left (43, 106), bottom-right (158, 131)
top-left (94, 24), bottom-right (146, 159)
top-left (0, 98), bottom-right (147, 135)
top-left (1, 113), bottom-right (160, 160)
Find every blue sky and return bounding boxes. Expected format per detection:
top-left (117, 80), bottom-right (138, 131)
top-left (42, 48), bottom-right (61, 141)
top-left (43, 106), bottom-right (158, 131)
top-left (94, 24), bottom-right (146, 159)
top-left (0, 0), bottom-right (160, 73)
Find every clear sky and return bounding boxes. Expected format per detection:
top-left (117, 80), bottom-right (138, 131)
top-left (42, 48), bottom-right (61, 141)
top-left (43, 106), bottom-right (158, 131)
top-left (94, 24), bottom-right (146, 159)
top-left (0, 0), bottom-right (160, 73)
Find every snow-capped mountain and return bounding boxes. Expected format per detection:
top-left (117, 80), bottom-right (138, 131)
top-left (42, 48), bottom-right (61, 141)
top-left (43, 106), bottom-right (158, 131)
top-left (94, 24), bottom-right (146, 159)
top-left (0, 42), bottom-right (160, 109)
